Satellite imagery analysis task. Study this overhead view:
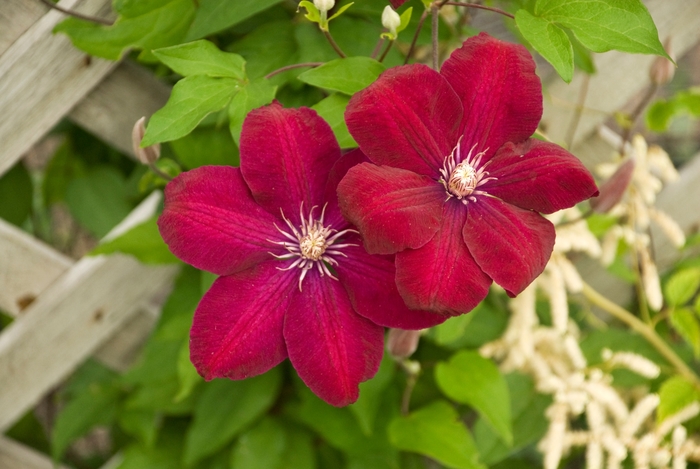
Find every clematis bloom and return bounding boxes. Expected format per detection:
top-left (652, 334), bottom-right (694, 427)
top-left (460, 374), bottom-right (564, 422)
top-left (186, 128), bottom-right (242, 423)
top-left (158, 103), bottom-right (444, 407)
top-left (337, 33), bottom-right (598, 316)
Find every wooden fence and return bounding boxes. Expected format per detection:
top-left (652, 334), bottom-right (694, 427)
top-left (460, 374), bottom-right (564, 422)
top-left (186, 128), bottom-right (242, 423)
top-left (1, 0), bottom-right (700, 467)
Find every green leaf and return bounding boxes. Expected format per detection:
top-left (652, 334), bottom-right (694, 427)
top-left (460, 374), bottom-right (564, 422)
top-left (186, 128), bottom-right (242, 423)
top-left (117, 410), bottom-right (159, 448)
top-left (297, 57), bottom-right (386, 95)
top-left (54, 0), bottom-right (195, 61)
top-left (186, 0), bottom-right (283, 40)
top-left (665, 268), bottom-right (700, 307)
top-left (184, 368), bottom-right (282, 465)
top-left (0, 163), bottom-right (32, 226)
top-left (658, 375), bottom-right (700, 423)
top-left (670, 308), bottom-right (700, 357)
top-left (170, 126), bottom-right (240, 169)
top-left (534, 0), bottom-right (668, 58)
top-left (398, 7), bottom-right (414, 34)
top-left (91, 217), bottom-right (179, 264)
top-left (298, 1), bottom-right (322, 24)
top-left (174, 340), bottom-right (202, 402)
top-left (279, 427), bottom-right (316, 469)
top-left (646, 100), bottom-right (677, 132)
top-left (65, 167), bottom-right (132, 238)
top-left (515, 10), bottom-right (573, 83)
top-left (328, 2), bottom-right (355, 21)
top-left (473, 373), bottom-right (551, 465)
top-left (389, 400), bottom-right (485, 469)
top-left (311, 93), bottom-right (356, 148)
top-left (51, 379), bottom-right (120, 460)
top-left (230, 417), bottom-right (287, 469)
top-left (116, 426), bottom-right (186, 469)
top-left (432, 313), bottom-right (475, 346)
top-left (153, 40), bottom-right (246, 79)
top-left (435, 351), bottom-right (512, 445)
top-left (142, 75), bottom-right (240, 146)
top-left (349, 355), bottom-right (396, 435)
top-left (228, 78), bottom-right (278, 145)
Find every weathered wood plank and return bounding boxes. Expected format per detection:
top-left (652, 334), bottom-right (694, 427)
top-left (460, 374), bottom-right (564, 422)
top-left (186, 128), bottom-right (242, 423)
top-left (541, 0), bottom-right (700, 158)
top-left (69, 60), bottom-right (171, 158)
top-left (0, 193), bottom-right (179, 432)
top-left (0, 0), bottom-right (116, 178)
top-left (0, 0), bottom-right (47, 56)
top-left (0, 221), bottom-right (73, 316)
top-left (0, 436), bottom-right (69, 469)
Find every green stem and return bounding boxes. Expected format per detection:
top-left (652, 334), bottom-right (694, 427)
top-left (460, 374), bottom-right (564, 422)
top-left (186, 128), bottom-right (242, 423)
top-left (378, 40), bottom-right (394, 63)
top-left (323, 30), bottom-right (347, 58)
top-left (431, 3), bottom-right (439, 70)
top-left (404, 9), bottom-right (429, 65)
top-left (581, 281), bottom-right (700, 390)
top-left (39, 0), bottom-right (113, 25)
top-left (442, 1), bottom-right (515, 19)
top-left (264, 62), bottom-right (324, 79)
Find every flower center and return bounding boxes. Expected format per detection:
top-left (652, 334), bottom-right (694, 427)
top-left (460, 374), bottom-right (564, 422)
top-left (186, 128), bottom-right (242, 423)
top-left (269, 203), bottom-right (357, 290)
top-left (438, 139), bottom-right (496, 204)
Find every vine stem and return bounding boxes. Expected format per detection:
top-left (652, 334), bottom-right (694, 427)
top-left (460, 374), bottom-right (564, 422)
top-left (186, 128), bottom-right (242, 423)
top-left (378, 40), bottom-right (394, 63)
top-left (619, 84), bottom-right (659, 154)
top-left (39, 0), bottom-right (113, 25)
top-left (149, 163), bottom-right (173, 182)
top-left (404, 9), bottom-right (429, 65)
top-left (431, 3), bottom-right (440, 70)
top-left (264, 62), bottom-right (324, 79)
top-left (442, 2), bottom-right (515, 19)
top-left (581, 281), bottom-right (700, 390)
top-left (323, 30), bottom-right (347, 58)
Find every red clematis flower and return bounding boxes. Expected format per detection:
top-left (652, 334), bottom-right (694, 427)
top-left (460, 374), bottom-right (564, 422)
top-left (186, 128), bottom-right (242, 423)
top-left (337, 33), bottom-right (598, 316)
top-left (158, 103), bottom-right (445, 407)
top-left (388, 0), bottom-right (407, 8)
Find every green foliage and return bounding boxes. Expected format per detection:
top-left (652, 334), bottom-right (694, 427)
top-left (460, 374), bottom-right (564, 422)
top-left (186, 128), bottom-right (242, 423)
top-left (657, 376), bottom-right (700, 423)
top-left (311, 93), bottom-right (356, 148)
top-left (664, 268), bottom-right (700, 307)
top-left (142, 75), bottom-right (241, 146)
top-left (297, 57), bottom-right (386, 95)
top-left (153, 40), bottom-right (246, 79)
top-left (670, 308), bottom-right (700, 357)
top-left (516, 0), bottom-right (668, 82)
top-left (186, 0), bottom-right (283, 40)
top-left (228, 78), bottom-right (278, 145)
top-left (436, 351), bottom-right (512, 445)
top-left (0, 163), bottom-right (32, 226)
top-left (389, 400), bottom-right (485, 469)
top-left (170, 126), bottom-right (240, 168)
top-left (184, 369), bottom-right (283, 464)
top-left (91, 217), bottom-right (179, 264)
top-left (349, 355), bottom-right (396, 435)
top-left (54, 0), bottom-right (196, 61)
top-left (646, 88), bottom-right (700, 132)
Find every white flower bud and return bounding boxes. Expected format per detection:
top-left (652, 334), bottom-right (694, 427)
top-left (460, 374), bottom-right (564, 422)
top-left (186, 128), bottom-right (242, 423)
top-left (313, 0), bottom-right (335, 13)
top-left (382, 6), bottom-right (401, 35)
top-left (131, 116), bottom-right (160, 165)
top-left (386, 328), bottom-right (422, 359)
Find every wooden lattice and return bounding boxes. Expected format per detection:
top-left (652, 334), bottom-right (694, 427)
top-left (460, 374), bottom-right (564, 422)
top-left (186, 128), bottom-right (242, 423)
top-left (1, 0), bottom-right (700, 467)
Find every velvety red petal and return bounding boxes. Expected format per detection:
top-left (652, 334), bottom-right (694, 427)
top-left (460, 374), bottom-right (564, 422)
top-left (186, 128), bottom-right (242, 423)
top-left (335, 233), bottom-right (448, 329)
top-left (345, 64), bottom-right (462, 177)
top-left (463, 198), bottom-right (555, 297)
top-left (395, 202), bottom-right (492, 315)
top-left (440, 33), bottom-right (542, 161)
top-left (389, 0), bottom-right (407, 7)
top-left (190, 262), bottom-right (295, 380)
top-left (285, 275), bottom-right (384, 407)
top-left (482, 139), bottom-right (599, 214)
top-left (337, 163), bottom-right (444, 255)
top-left (323, 148), bottom-right (370, 229)
top-left (159, 166), bottom-right (280, 276)
top-left (240, 102), bottom-right (341, 223)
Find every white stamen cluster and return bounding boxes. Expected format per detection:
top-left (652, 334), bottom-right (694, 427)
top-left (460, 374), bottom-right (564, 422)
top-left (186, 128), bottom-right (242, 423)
top-left (438, 139), bottom-right (495, 204)
top-left (269, 203), bottom-right (357, 290)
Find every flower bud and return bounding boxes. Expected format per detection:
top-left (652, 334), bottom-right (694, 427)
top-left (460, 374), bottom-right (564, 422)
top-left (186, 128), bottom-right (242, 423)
top-left (382, 6), bottom-right (401, 36)
top-left (386, 328), bottom-right (422, 359)
top-left (313, 0), bottom-right (335, 13)
top-left (590, 158), bottom-right (635, 213)
top-left (131, 116), bottom-right (161, 165)
top-left (649, 38), bottom-right (674, 86)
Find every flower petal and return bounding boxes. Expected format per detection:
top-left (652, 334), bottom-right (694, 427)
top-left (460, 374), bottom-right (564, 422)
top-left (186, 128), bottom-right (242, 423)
top-left (240, 102), bottom-right (341, 222)
top-left (190, 262), bottom-right (295, 380)
top-left (159, 166), bottom-right (280, 276)
top-left (395, 202), bottom-right (492, 315)
top-left (285, 275), bottom-right (384, 407)
top-left (337, 163), bottom-right (444, 255)
top-left (440, 33), bottom-right (542, 160)
top-left (389, 0), bottom-right (407, 7)
top-left (463, 197), bottom-right (555, 297)
top-left (482, 139), bottom-right (599, 214)
top-left (345, 64), bottom-right (463, 177)
top-left (323, 148), bottom-right (370, 229)
top-left (335, 233), bottom-right (448, 329)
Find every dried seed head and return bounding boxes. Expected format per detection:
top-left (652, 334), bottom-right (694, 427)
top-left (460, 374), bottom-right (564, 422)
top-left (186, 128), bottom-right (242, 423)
top-left (590, 158), bottom-right (635, 213)
top-left (386, 328), bottom-right (422, 358)
top-left (131, 117), bottom-right (161, 165)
